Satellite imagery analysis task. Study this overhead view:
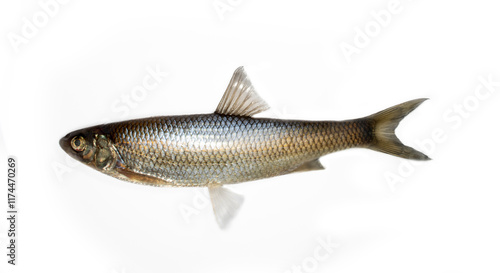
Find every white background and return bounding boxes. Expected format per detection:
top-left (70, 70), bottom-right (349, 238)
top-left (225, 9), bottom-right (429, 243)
top-left (1, 1), bottom-right (500, 272)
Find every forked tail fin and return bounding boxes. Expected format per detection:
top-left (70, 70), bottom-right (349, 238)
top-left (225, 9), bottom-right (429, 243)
top-left (367, 98), bottom-right (430, 160)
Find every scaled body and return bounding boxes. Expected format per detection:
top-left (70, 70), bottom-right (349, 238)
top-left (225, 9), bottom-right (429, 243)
top-left (104, 114), bottom-right (372, 187)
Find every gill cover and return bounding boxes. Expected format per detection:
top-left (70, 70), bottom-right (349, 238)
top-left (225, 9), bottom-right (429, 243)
top-left (94, 134), bottom-right (120, 170)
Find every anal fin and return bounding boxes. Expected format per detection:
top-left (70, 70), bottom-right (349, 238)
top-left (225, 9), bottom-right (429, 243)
top-left (291, 158), bottom-right (325, 173)
top-left (208, 185), bottom-right (244, 229)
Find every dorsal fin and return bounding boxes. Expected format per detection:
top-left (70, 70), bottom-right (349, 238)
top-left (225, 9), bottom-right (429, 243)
top-left (215, 66), bottom-right (270, 117)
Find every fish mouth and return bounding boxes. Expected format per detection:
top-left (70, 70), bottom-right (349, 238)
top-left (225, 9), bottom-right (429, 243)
top-left (59, 133), bottom-right (70, 152)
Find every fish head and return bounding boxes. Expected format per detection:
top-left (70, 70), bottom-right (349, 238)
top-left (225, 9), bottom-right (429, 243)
top-left (59, 126), bottom-right (120, 172)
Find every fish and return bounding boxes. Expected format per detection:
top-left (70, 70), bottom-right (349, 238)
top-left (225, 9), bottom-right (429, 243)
top-left (60, 66), bottom-right (429, 227)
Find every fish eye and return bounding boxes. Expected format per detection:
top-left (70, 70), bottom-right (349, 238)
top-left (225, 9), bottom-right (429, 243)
top-left (71, 136), bottom-right (86, 152)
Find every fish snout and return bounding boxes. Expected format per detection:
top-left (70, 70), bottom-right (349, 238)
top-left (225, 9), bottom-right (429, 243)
top-left (59, 133), bottom-right (71, 153)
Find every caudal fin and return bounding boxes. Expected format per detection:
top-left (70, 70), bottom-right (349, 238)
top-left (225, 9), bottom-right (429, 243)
top-left (367, 98), bottom-right (430, 160)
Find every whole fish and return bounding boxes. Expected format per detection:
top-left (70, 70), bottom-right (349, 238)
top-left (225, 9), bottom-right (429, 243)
top-left (60, 67), bottom-right (429, 227)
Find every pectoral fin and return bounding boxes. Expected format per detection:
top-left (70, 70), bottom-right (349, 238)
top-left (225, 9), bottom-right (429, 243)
top-left (114, 165), bottom-right (170, 186)
top-left (208, 185), bottom-right (244, 228)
